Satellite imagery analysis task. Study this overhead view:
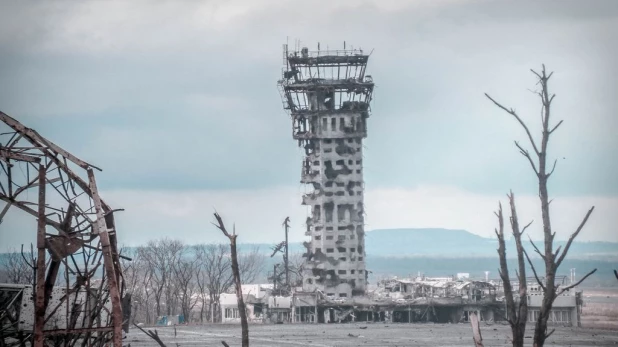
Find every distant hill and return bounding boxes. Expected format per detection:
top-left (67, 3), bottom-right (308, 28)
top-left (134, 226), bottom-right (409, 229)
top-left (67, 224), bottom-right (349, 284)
top-left (365, 228), bottom-right (618, 260)
top-left (222, 228), bottom-right (617, 260)
top-left (3, 228), bottom-right (616, 286)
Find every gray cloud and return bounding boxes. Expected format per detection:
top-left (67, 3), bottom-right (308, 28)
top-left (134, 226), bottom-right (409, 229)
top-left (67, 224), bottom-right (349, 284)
top-left (0, 0), bottom-right (616, 197)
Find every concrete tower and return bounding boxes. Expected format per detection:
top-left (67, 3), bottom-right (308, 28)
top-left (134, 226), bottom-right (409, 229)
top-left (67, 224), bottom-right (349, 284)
top-left (278, 43), bottom-right (375, 298)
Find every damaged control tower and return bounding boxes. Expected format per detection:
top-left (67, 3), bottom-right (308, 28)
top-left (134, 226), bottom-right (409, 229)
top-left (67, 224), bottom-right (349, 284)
top-left (278, 43), bottom-right (374, 298)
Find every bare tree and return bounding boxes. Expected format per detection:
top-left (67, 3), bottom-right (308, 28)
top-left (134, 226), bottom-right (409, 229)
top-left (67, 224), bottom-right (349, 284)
top-left (174, 257), bottom-right (200, 323)
top-left (239, 247), bottom-right (265, 285)
top-left (138, 239), bottom-right (184, 320)
top-left (139, 267), bottom-right (155, 324)
top-left (494, 192), bottom-right (531, 347)
top-left (0, 246), bottom-right (35, 284)
top-left (194, 243), bottom-right (265, 323)
top-left (486, 65), bottom-right (597, 347)
top-left (212, 212), bottom-right (249, 347)
top-left (288, 252), bottom-right (306, 287)
top-left (195, 243), bottom-right (232, 323)
top-left (194, 251), bottom-right (210, 323)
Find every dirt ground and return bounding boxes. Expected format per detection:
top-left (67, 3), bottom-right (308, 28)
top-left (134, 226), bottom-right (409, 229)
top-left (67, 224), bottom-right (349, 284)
top-left (126, 323), bottom-right (618, 347)
top-left (581, 287), bottom-right (618, 330)
top-left (127, 288), bottom-right (618, 346)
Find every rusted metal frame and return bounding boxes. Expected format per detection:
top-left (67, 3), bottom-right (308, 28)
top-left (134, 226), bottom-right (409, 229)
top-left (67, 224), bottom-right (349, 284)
top-left (4, 131), bottom-right (21, 148)
top-left (4, 162), bottom-right (55, 210)
top-left (89, 274), bottom-right (112, 341)
top-left (52, 165), bottom-right (73, 204)
top-left (0, 148), bottom-right (40, 163)
top-left (0, 201), bottom-right (12, 222)
top-left (1, 113), bottom-right (120, 346)
top-left (0, 288), bottom-right (23, 323)
top-left (0, 195), bottom-right (64, 232)
top-left (63, 157), bottom-right (78, 197)
top-left (87, 169), bottom-right (122, 347)
top-left (1, 113), bottom-right (111, 213)
top-left (13, 174), bottom-right (61, 197)
top-left (0, 111), bottom-right (100, 171)
top-left (104, 212), bottom-right (123, 286)
top-left (0, 161), bottom-right (53, 226)
top-left (0, 172), bottom-right (7, 196)
top-left (34, 164), bottom-right (46, 347)
top-left (46, 178), bottom-right (98, 233)
top-left (6, 158), bottom-right (12, 198)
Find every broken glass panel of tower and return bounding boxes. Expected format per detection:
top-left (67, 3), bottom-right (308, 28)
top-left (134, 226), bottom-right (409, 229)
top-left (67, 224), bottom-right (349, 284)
top-left (278, 44), bottom-right (374, 298)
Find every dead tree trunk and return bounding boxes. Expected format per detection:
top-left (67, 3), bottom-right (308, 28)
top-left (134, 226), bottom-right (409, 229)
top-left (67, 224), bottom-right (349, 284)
top-left (495, 193), bottom-right (531, 347)
top-left (469, 312), bottom-right (484, 347)
top-left (213, 212), bottom-right (249, 347)
top-left (486, 64), bottom-right (597, 347)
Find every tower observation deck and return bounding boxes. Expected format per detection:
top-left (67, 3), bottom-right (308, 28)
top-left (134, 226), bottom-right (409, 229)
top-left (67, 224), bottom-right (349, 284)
top-left (277, 43), bottom-right (375, 298)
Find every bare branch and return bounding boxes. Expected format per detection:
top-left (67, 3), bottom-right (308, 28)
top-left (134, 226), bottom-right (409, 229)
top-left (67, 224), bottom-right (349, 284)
top-left (133, 322), bottom-right (167, 347)
top-left (530, 69), bottom-right (542, 80)
top-left (548, 120), bottom-right (563, 135)
top-left (521, 220), bottom-right (533, 235)
top-left (485, 93), bottom-right (541, 155)
top-left (528, 236), bottom-right (546, 261)
top-left (514, 141), bottom-right (540, 176)
top-left (523, 249), bottom-right (545, 291)
top-left (546, 159), bottom-right (558, 178)
top-left (555, 206), bottom-right (595, 269)
top-left (553, 245), bottom-right (562, 260)
top-left (556, 268), bottom-right (597, 296)
top-left (212, 211), bottom-right (234, 240)
top-left (545, 328), bottom-right (556, 339)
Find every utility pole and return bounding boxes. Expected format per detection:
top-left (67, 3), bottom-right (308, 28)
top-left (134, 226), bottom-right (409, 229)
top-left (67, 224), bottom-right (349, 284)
top-left (283, 217), bottom-right (290, 288)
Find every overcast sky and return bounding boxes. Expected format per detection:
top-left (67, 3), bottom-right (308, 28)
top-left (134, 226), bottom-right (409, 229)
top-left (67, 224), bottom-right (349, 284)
top-left (1, 0), bottom-right (617, 251)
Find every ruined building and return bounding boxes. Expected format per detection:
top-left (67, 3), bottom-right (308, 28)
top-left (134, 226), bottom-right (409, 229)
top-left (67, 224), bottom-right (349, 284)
top-left (278, 43), bottom-right (375, 298)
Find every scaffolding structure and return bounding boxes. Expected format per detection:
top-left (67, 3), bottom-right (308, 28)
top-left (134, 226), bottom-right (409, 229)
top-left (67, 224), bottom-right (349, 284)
top-left (0, 111), bottom-right (125, 347)
top-left (278, 43), bottom-right (375, 298)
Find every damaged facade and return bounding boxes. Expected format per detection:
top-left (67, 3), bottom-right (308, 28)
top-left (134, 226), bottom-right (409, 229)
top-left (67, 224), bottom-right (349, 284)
top-left (278, 43), bottom-right (374, 298)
